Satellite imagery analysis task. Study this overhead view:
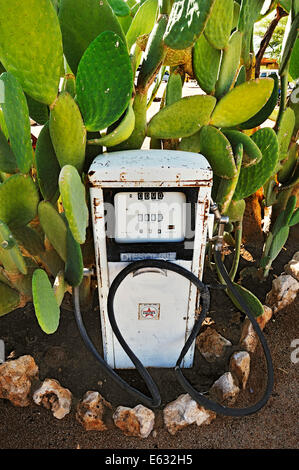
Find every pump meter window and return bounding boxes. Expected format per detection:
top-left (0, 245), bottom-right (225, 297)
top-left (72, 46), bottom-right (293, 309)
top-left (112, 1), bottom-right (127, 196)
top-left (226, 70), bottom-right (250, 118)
top-left (114, 191), bottom-right (186, 243)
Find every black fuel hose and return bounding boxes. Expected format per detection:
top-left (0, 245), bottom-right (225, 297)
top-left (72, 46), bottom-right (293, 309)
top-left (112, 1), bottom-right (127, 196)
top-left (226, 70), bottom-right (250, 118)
top-left (74, 256), bottom-right (274, 415)
top-left (73, 284), bottom-right (161, 408)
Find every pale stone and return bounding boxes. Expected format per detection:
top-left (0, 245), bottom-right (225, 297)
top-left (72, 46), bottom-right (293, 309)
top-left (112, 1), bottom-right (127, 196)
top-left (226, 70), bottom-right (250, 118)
top-left (163, 394), bottom-right (216, 435)
top-left (113, 404), bottom-right (155, 438)
top-left (33, 378), bottom-right (72, 419)
top-left (0, 355), bottom-right (38, 407)
top-left (284, 259), bottom-right (299, 282)
top-left (76, 391), bottom-right (112, 431)
top-left (229, 351), bottom-right (250, 390)
top-left (240, 319), bottom-right (258, 353)
top-left (257, 305), bottom-right (273, 330)
top-left (210, 372), bottom-right (240, 405)
top-left (196, 327), bottom-right (232, 362)
top-left (266, 274), bottom-right (299, 313)
top-left (292, 251), bottom-right (299, 262)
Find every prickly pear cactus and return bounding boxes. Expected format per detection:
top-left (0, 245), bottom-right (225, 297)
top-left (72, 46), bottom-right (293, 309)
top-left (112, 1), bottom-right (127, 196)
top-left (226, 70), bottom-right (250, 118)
top-left (0, 0), bottom-right (297, 331)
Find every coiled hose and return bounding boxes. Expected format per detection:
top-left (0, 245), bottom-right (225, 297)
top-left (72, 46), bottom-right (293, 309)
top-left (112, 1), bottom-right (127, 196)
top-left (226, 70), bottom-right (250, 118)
top-left (73, 255), bottom-right (274, 415)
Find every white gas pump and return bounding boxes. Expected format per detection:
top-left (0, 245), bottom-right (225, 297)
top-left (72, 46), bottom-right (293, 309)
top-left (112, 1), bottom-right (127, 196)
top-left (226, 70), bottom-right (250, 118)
top-left (73, 148), bottom-right (273, 415)
top-left (88, 149), bottom-right (213, 369)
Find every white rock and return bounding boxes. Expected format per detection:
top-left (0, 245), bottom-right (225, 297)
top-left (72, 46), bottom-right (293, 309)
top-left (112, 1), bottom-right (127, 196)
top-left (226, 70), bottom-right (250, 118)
top-left (229, 351), bottom-right (250, 390)
top-left (266, 274), bottom-right (299, 313)
top-left (196, 327), bottom-right (232, 362)
top-left (0, 355), bottom-right (39, 407)
top-left (76, 391), bottom-right (112, 431)
top-left (240, 320), bottom-right (258, 353)
top-left (33, 378), bottom-right (72, 419)
top-left (113, 404), bottom-right (155, 438)
top-left (163, 394), bottom-right (216, 435)
top-left (210, 372), bottom-right (240, 405)
top-left (284, 258), bottom-right (299, 282)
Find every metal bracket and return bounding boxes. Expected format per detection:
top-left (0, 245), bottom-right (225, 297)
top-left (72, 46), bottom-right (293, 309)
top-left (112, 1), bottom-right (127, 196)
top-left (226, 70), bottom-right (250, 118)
top-left (209, 201), bottom-right (229, 252)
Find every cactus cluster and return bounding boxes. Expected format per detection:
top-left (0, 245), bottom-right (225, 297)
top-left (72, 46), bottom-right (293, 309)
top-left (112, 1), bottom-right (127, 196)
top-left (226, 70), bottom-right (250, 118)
top-left (0, 0), bottom-right (298, 331)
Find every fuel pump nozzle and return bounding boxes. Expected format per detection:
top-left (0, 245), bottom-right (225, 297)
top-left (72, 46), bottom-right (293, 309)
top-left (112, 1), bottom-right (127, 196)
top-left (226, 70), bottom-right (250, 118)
top-left (209, 201), bottom-right (229, 252)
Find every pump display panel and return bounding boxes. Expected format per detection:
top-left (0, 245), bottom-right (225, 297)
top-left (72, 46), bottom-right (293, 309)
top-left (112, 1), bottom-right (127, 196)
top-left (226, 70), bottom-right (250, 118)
top-left (114, 191), bottom-right (186, 243)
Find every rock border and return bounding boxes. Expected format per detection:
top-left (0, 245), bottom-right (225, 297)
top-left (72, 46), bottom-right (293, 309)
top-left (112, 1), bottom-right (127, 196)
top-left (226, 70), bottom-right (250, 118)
top-left (1, 252), bottom-right (298, 437)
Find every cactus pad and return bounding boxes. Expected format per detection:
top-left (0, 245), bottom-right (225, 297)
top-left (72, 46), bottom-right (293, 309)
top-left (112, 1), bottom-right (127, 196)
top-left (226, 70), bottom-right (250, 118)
top-left (0, 0), bottom-right (63, 105)
top-left (147, 95), bottom-right (216, 139)
top-left (49, 92), bottom-right (86, 173)
top-left (192, 34), bottom-right (221, 94)
top-left (204, 0), bottom-right (234, 50)
top-left (38, 201), bottom-right (67, 262)
top-left (126, 0), bottom-right (159, 51)
top-left (0, 73), bottom-right (33, 174)
top-left (59, 0), bottom-right (125, 74)
top-left (32, 269), bottom-right (60, 334)
top-left (59, 165), bottom-right (89, 245)
top-left (222, 130), bottom-right (262, 167)
top-left (233, 128), bottom-right (279, 201)
top-left (215, 31), bottom-right (242, 99)
top-left (164, 0), bottom-right (215, 50)
top-left (0, 281), bottom-right (20, 317)
top-left (76, 32), bottom-right (133, 132)
top-left (198, 126), bottom-right (236, 178)
top-left (0, 128), bottom-right (17, 174)
top-left (210, 78), bottom-right (274, 128)
top-left (0, 174), bottom-right (39, 228)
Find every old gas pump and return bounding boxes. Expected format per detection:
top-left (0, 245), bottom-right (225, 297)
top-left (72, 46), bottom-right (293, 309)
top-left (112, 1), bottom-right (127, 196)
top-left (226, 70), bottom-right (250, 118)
top-left (73, 149), bottom-right (274, 415)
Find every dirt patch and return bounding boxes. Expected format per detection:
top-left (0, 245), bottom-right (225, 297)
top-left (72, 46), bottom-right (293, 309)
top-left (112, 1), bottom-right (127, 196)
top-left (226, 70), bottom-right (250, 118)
top-left (0, 225), bottom-right (298, 450)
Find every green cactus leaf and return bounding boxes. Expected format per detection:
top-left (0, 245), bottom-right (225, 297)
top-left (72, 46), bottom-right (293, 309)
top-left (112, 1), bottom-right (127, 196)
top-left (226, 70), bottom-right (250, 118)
top-left (215, 143), bottom-right (243, 213)
top-left (234, 65), bottom-right (246, 88)
top-left (227, 282), bottom-right (264, 317)
top-left (289, 208), bottom-right (299, 227)
top-left (222, 129), bottom-right (262, 167)
top-left (166, 72), bottom-right (183, 106)
top-left (277, 142), bottom-right (298, 184)
top-left (268, 225), bottom-right (289, 263)
top-left (225, 199), bottom-right (246, 222)
top-left (0, 281), bottom-right (20, 317)
top-left (210, 78), bottom-right (274, 128)
top-left (59, 165), bottom-right (89, 245)
top-left (198, 126), bottom-right (236, 178)
top-left (147, 95), bottom-right (216, 139)
top-left (12, 226), bottom-right (45, 257)
top-left (38, 201), bottom-right (67, 262)
top-left (76, 31), bottom-right (133, 133)
top-left (239, 73), bottom-right (279, 130)
top-left (65, 225), bottom-right (83, 287)
top-left (283, 195), bottom-right (297, 226)
top-left (0, 220), bottom-right (27, 275)
top-left (215, 31), bottom-right (243, 99)
top-left (53, 271), bottom-right (67, 307)
top-left (88, 104), bottom-right (135, 148)
top-left (0, 174), bottom-right (39, 228)
top-left (233, 128), bottom-right (279, 201)
top-left (137, 15), bottom-right (168, 91)
top-left (126, 0), bottom-right (159, 51)
top-left (232, 1), bottom-right (241, 29)
top-left (0, 0), bottom-right (63, 105)
top-left (32, 269), bottom-right (60, 334)
top-left (238, 0), bottom-right (264, 66)
top-left (280, 13), bottom-right (299, 76)
top-left (277, 107), bottom-right (296, 158)
top-left (192, 33), bottom-right (221, 94)
top-left (49, 92), bottom-right (86, 173)
top-left (59, 0), bottom-right (125, 74)
top-left (164, 0), bottom-right (215, 50)
top-left (0, 73), bottom-right (33, 174)
top-left (35, 123), bottom-right (61, 202)
top-left (290, 37), bottom-right (299, 80)
top-left (204, 0), bottom-right (234, 50)
top-left (0, 128), bottom-right (18, 174)
top-left (108, 0), bottom-right (130, 16)
top-left (26, 94), bottom-right (49, 126)
top-left (178, 130), bottom-right (201, 153)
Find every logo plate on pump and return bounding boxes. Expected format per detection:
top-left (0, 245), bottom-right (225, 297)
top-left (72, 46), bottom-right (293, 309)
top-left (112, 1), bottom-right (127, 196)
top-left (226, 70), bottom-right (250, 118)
top-left (138, 303), bottom-right (160, 320)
